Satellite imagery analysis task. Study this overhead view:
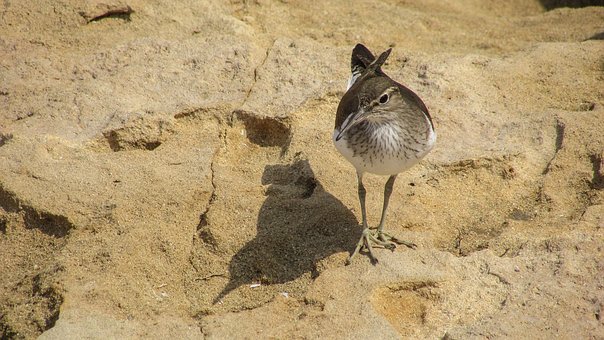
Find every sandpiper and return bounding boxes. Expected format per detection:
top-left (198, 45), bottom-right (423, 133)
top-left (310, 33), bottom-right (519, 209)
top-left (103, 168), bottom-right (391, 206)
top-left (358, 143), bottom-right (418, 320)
top-left (333, 44), bottom-right (436, 264)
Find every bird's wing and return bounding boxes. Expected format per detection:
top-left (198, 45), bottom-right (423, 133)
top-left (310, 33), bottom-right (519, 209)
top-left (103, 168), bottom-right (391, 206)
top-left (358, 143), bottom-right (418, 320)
top-left (397, 83), bottom-right (434, 129)
top-left (348, 44), bottom-right (375, 90)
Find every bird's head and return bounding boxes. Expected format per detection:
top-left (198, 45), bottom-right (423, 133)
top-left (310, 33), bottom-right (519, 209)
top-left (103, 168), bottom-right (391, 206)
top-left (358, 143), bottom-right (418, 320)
top-left (335, 47), bottom-right (402, 141)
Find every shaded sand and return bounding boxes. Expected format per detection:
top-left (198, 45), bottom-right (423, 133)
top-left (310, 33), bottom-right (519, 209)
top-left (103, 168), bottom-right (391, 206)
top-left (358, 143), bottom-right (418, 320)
top-left (1, 0), bottom-right (603, 338)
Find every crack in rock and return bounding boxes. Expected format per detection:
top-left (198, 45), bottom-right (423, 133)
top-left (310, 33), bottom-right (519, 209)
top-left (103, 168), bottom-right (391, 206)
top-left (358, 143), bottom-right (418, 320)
top-left (240, 41), bottom-right (274, 109)
top-left (542, 118), bottom-right (565, 175)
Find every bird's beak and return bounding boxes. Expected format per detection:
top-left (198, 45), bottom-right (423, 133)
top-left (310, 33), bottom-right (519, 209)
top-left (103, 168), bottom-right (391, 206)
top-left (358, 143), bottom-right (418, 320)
top-left (335, 109), bottom-right (366, 141)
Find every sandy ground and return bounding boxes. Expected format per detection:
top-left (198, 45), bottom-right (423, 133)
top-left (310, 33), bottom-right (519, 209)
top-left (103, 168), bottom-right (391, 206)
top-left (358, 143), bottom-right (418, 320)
top-left (1, 0), bottom-right (603, 338)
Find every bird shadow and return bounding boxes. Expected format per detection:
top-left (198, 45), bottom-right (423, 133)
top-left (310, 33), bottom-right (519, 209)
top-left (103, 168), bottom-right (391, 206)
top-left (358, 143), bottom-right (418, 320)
top-left (215, 158), bottom-right (360, 302)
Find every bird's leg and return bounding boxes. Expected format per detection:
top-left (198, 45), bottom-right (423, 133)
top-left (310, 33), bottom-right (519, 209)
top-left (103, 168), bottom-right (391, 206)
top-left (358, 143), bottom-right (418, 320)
top-left (347, 172), bottom-right (379, 265)
top-left (347, 174), bottom-right (418, 265)
top-left (358, 172), bottom-right (368, 230)
top-left (376, 175), bottom-right (416, 249)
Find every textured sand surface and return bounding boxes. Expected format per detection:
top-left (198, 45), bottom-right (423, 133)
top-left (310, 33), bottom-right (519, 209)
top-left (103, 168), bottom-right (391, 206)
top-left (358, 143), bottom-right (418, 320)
top-left (1, 0), bottom-right (603, 338)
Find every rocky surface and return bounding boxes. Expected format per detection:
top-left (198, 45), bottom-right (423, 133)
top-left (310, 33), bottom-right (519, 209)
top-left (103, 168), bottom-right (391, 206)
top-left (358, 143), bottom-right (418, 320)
top-left (1, 0), bottom-right (603, 338)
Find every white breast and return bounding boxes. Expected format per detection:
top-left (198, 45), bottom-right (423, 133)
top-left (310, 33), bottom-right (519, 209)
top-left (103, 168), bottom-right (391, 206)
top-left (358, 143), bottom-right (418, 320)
top-left (333, 122), bottom-right (435, 176)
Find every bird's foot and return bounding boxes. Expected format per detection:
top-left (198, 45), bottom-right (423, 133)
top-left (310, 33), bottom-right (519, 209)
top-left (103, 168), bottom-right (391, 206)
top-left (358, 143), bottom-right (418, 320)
top-left (378, 231), bottom-right (417, 250)
top-left (346, 228), bottom-right (416, 265)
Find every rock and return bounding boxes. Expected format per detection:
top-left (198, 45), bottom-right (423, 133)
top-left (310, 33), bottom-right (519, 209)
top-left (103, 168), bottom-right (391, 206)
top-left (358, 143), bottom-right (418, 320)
top-left (0, 0), bottom-right (603, 339)
top-left (78, 1), bottom-right (133, 23)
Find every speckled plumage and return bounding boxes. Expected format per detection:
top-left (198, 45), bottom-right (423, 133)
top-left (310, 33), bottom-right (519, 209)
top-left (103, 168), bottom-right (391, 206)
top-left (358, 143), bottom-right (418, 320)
top-left (333, 44), bottom-right (436, 264)
top-left (334, 47), bottom-right (435, 175)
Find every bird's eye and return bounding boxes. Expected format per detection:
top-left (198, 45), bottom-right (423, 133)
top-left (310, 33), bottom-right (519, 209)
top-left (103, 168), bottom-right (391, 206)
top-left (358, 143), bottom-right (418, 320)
top-left (379, 93), bottom-right (389, 104)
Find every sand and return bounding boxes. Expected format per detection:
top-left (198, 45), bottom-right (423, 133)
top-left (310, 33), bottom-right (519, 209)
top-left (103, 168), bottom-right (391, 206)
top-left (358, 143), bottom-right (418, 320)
top-left (1, 0), bottom-right (603, 338)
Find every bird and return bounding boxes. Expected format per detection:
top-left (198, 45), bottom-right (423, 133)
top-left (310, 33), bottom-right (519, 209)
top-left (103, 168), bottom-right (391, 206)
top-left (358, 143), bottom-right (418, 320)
top-left (333, 44), bottom-right (436, 265)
